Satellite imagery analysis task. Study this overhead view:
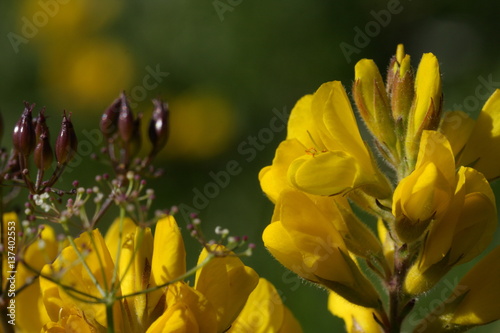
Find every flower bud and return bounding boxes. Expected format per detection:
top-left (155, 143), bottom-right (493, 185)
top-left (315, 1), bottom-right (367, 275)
top-left (100, 96), bottom-right (121, 138)
top-left (128, 113), bottom-right (142, 159)
top-left (387, 46), bottom-right (414, 124)
top-left (353, 59), bottom-right (396, 150)
top-left (148, 99), bottom-right (170, 156)
top-left (118, 92), bottom-right (135, 143)
top-left (34, 132), bottom-right (54, 171)
top-left (35, 107), bottom-right (50, 141)
top-left (55, 111), bottom-right (78, 165)
top-left (13, 102), bottom-right (36, 156)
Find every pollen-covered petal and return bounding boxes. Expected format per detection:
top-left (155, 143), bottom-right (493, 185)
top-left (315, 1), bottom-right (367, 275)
top-left (460, 89), bottom-right (500, 180)
top-left (259, 138), bottom-right (306, 203)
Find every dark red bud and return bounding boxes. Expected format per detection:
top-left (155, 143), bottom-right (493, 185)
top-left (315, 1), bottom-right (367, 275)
top-left (34, 133), bottom-right (54, 170)
top-left (100, 96), bottom-right (121, 137)
top-left (55, 111), bottom-right (78, 165)
top-left (118, 92), bottom-right (135, 143)
top-left (35, 107), bottom-right (50, 142)
top-left (13, 102), bottom-right (36, 156)
top-left (148, 99), bottom-right (170, 155)
top-left (129, 113), bottom-right (143, 158)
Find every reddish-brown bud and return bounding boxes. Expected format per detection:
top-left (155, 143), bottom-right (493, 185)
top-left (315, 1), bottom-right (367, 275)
top-left (148, 99), bottom-right (170, 155)
top-left (129, 113), bottom-right (143, 159)
top-left (34, 133), bottom-right (54, 171)
top-left (35, 107), bottom-right (50, 141)
top-left (55, 111), bottom-right (78, 165)
top-left (13, 102), bottom-right (36, 156)
top-left (118, 92), bottom-right (135, 143)
top-left (100, 96), bottom-right (121, 137)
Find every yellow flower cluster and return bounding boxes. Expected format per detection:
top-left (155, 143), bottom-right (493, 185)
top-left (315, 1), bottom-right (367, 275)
top-left (260, 44), bottom-right (500, 332)
top-left (4, 214), bottom-right (301, 333)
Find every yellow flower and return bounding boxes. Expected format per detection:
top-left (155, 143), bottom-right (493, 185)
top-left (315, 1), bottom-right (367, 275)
top-left (440, 89), bottom-right (500, 180)
top-left (328, 291), bottom-right (384, 333)
top-left (393, 131), bottom-right (456, 242)
top-left (399, 132), bottom-right (497, 294)
top-left (1, 213), bottom-right (59, 333)
top-left (260, 81), bottom-right (391, 201)
top-left (413, 246), bottom-right (500, 332)
top-left (228, 278), bottom-right (302, 333)
top-left (40, 216), bottom-right (259, 332)
top-left (263, 189), bottom-right (380, 308)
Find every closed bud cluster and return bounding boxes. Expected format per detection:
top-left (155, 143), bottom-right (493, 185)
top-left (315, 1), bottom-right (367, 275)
top-left (99, 92), bottom-right (170, 170)
top-left (353, 44), bottom-right (443, 178)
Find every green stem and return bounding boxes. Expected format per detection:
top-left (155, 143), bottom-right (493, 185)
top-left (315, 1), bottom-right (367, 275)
top-left (386, 245), bottom-right (412, 333)
top-left (106, 301), bottom-right (115, 333)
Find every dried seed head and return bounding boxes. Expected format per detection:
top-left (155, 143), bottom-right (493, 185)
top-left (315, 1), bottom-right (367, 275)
top-left (148, 99), bottom-right (170, 156)
top-left (55, 111), bottom-right (78, 165)
top-left (100, 96), bottom-right (121, 138)
top-left (118, 92), bottom-right (135, 143)
top-left (13, 102), bottom-right (36, 156)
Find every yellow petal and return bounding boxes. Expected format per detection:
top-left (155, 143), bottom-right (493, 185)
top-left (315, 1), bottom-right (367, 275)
top-left (104, 216), bottom-right (137, 263)
top-left (259, 138), bottom-right (306, 203)
top-left (16, 225), bottom-right (59, 332)
top-left (147, 302), bottom-right (200, 333)
top-left (461, 89), bottom-right (500, 180)
top-left (41, 229), bottom-right (117, 328)
top-left (288, 151), bottom-right (360, 196)
top-left (451, 246), bottom-right (500, 325)
top-left (228, 278), bottom-right (285, 333)
top-left (410, 53), bottom-right (442, 134)
top-left (119, 227), bottom-right (154, 330)
top-left (449, 168), bottom-right (496, 264)
top-left (328, 291), bottom-right (383, 333)
top-left (149, 215), bottom-right (186, 316)
top-left (151, 215), bottom-right (186, 284)
top-left (439, 111), bottom-right (475, 158)
top-left (278, 306), bottom-right (303, 333)
top-left (195, 246), bottom-right (259, 332)
top-left (419, 168), bottom-right (466, 269)
top-left (286, 94), bottom-right (322, 147)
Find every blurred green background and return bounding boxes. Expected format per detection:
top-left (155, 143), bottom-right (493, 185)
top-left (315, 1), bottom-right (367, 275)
top-left (1, 0), bottom-right (500, 332)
